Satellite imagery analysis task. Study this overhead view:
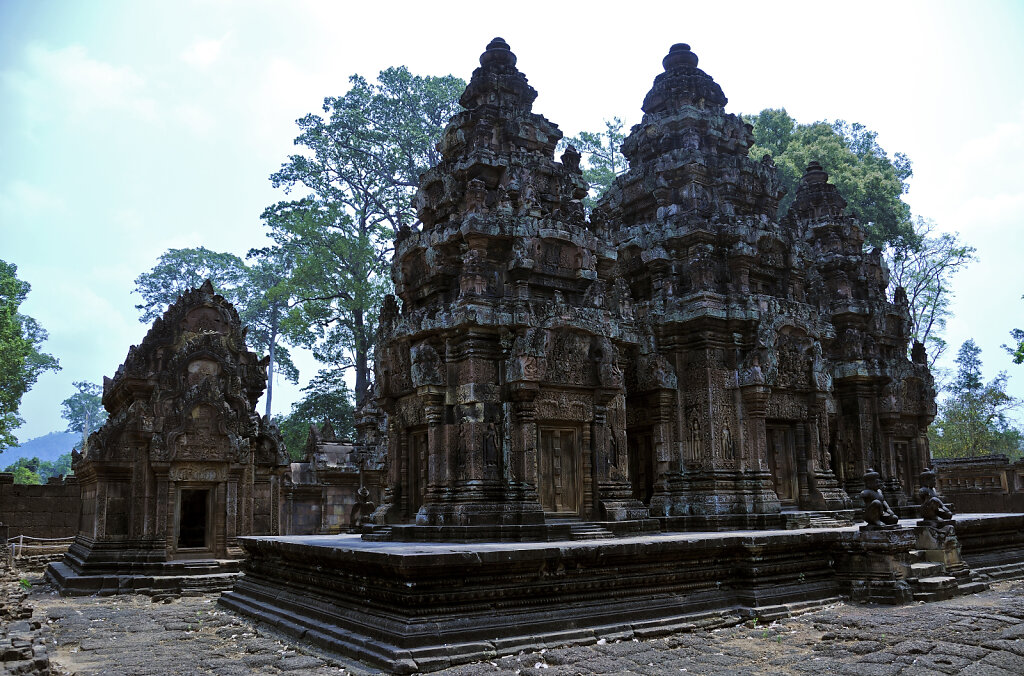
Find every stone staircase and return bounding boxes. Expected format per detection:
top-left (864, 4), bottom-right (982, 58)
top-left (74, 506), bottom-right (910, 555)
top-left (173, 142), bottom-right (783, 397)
top-left (905, 549), bottom-right (987, 602)
top-left (782, 510), bottom-right (856, 530)
top-left (543, 517), bottom-right (615, 541)
top-left (566, 522), bottom-right (615, 540)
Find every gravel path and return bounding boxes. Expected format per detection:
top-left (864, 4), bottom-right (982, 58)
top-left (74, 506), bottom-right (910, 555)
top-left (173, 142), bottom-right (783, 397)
top-left (23, 576), bottom-right (1024, 675)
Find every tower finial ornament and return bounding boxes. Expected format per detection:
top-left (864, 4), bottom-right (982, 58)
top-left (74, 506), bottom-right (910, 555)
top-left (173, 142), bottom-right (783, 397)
top-left (663, 43), bottom-right (699, 70)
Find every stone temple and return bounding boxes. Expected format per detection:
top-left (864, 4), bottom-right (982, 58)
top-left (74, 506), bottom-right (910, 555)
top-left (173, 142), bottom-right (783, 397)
top-left (369, 38), bottom-right (934, 535)
top-left (217, 41), bottom-right (1022, 674)
top-left (48, 281), bottom-right (289, 594)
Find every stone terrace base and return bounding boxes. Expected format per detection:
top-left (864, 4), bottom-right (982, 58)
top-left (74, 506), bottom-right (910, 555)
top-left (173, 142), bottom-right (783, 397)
top-left (221, 513), bottom-right (1024, 673)
top-left (45, 537), bottom-right (242, 596)
top-left (220, 529), bottom-right (846, 673)
top-left (953, 513), bottom-right (1024, 580)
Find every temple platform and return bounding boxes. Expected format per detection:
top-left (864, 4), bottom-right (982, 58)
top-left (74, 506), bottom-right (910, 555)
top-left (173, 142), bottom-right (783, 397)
top-left (46, 536), bottom-right (243, 596)
top-left (218, 513), bottom-right (1024, 673)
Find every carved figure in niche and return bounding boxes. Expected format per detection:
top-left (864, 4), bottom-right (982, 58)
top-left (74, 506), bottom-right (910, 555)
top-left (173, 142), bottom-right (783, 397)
top-left (740, 351), bottom-right (765, 386)
top-left (721, 424), bottom-right (734, 459)
top-left (463, 178), bottom-right (488, 214)
top-left (612, 279), bottom-right (633, 317)
top-left (183, 306), bottom-right (228, 335)
top-left (862, 333), bottom-right (878, 362)
top-left (483, 423), bottom-right (500, 473)
top-left (593, 337), bottom-right (623, 388)
top-left (187, 359), bottom-right (220, 387)
top-left (607, 433), bottom-right (619, 472)
top-left (861, 469), bottom-right (899, 528)
top-left (411, 342), bottom-right (444, 387)
top-left (689, 416), bottom-right (702, 460)
top-left (681, 127), bottom-right (701, 151)
top-left (842, 328), bottom-right (863, 361)
top-left (810, 341), bottom-right (831, 391)
top-left (918, 467), bottom-right (954, 523)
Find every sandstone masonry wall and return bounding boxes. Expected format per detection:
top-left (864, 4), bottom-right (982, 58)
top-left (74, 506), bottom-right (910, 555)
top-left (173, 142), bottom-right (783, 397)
top-left (935, 455), bottom-right (1024, 513)
top-left (0, 473), bottom-right (81, 539)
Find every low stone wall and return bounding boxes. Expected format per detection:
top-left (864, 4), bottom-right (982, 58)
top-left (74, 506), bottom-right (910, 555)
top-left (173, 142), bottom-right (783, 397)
top-left (0, 474), bottom-right (81, 539)
top-left (934, 455), bottom-right (1024, 514)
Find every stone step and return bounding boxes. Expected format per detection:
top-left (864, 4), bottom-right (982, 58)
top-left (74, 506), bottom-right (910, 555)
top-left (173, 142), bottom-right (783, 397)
top-left (568, 524), bottom-right (614, 540)
top-left (362, 527), bottom-right (392, 542)
top-left (908, 562), bottom-right (946, 579)
top-left (958, 581), bottom-right (989, 595)
top-left (915, 575), bottom-right (957, 591)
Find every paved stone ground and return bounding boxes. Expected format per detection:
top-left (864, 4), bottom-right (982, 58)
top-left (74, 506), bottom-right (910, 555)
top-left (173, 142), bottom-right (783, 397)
top-left (21, 575), bottom-right (1024, 675)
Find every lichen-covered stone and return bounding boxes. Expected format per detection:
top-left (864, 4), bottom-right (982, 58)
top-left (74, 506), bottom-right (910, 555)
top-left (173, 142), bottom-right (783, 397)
top-left (48, 280), bottom-right (288, 594)
top-left (369, 39), bottom-right (935, 533)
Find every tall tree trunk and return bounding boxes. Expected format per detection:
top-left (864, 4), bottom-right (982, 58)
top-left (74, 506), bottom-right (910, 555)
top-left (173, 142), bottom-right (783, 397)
top-left (354, 307), bottom-right (369, 407)
top-left (266, 319), bottom-right (278, 419)
top-left (265, 314), bottom-right (278, 420)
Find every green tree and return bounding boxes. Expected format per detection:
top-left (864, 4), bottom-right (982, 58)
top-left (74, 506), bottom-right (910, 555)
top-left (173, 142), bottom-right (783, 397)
top-left (0, 260), bottom-right (60, 451)
top-left (60, 381), bottom-right (108, 451)
top-left (39, 452), bottom-right (72, 481)
top-left (133, 247), bottom-right (247, 323)
top-left (929, 340), bottom-right (1024, 459)
top-left (745, 109), bottom-right (915, 250)
top-left (560, 118), bottom-right (627, 212)
top-left (134, 246), bottom-right (301, 416)
top-left (266, 67), bottom-right (464, 403)
top-left (4, 457), bottom-right (41, 484)
top-left (238, 247), bottom-right (301, 418)
top-left (884, 217), bottom-right (976, 367)
top-left (276, 368), bottom-right (356, 461)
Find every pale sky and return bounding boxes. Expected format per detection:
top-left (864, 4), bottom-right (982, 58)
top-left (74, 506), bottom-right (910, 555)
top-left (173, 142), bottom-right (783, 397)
top-left (2, 0), bottom-right (1023, 443)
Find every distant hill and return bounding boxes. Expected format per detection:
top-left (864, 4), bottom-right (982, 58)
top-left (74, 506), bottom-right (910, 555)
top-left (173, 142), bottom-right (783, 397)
top-left (1, 431), bottom-right (78, 467)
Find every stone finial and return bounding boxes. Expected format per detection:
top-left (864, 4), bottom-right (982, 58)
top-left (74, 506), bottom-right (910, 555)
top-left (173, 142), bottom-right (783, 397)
top-left (460, 37), bottom-right (538, 111)
top-left (802, 161), bottom-right (829, 184)
top-left (663, 43), bottom-right (699, 70)
top-left (641, 42), bottom-right (728, 114)
top-left (200, 278), bottom-right (215, 295)
top-left (480, 37), bottom-right (516, 68)
top-left (789, 161), bottom-right (849, 222)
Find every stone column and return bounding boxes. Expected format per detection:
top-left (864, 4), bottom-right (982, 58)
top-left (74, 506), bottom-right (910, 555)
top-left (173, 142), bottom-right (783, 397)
top-left (422, 390), bottom-right (446, 505)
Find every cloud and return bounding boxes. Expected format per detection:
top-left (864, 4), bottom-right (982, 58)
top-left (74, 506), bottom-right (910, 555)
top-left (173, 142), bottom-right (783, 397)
top-left (173, 102), bottom-right (215, 134)
top-left (0, 180), bottom-right (67, 218)
top-left (181, 35), bottom-right (229, 69)
top-left (1, 43), bottom-right (157, 125)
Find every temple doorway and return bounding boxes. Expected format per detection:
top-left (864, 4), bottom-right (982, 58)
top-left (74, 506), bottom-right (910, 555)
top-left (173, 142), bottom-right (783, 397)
top-left (766, 423), bottom-right (799, 508)
top-left (628, 428), bottom-right (655, 504)
top-left (177, 489), bottom-right (209, 550)
top-left (407, 429), bottom-right (427, 518)
top-left (538, 427), bottom-right (580, 514)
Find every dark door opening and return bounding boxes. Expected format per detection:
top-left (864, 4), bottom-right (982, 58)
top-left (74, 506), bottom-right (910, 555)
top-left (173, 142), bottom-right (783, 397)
top-left (628, 428), bottom-right (655, 504)
top-left (766, 423), bottom-right (798, 508)
top-left (178, 489), bottom-right (209, 549)
top-left (407, 430), bottom-right (427, 518)
top-left (539, 428), bottom-right (579, 514)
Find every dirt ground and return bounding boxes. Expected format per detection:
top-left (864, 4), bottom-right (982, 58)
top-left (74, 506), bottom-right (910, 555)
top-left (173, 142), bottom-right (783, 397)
top-left (20, 574), bottom-right (1024, 675)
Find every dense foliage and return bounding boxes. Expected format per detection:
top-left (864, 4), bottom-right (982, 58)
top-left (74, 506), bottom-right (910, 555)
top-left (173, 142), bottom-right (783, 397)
top-left (60, 381), bottom-right (108, 451)
top-left (0, 260), bottom-right (60, 451)
top-left (884, 218), bottom-right (975, 367)
top-left (276, 368), bottom-right (356, 461)
top-left (265, 67), bottom-right (464, 405)
top-left (929, 340), bottom-right (1023, 459)
top-left (133, 246), bottom-right (299, 416)
top-left (745, 109), bottom-right (915, 250)
top-left (3, 453), bottom-right (72, 484)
